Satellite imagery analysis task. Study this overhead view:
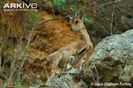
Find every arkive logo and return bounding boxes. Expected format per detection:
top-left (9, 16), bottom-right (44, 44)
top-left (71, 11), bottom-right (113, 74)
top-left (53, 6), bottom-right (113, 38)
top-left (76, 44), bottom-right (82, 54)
top-left (3, 2), bottom-right (37, 11)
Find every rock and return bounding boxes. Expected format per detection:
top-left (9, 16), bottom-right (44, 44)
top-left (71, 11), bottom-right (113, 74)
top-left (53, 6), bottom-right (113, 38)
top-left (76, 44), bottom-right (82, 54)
top-left (45, 68), bottom-right (88, 88)
top-left (82, 29), bottom-right (133, 87)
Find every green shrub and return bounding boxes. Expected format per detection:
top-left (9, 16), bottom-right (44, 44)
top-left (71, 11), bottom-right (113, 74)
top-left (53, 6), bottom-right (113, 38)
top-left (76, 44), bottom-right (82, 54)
top-left (53, 0), bottom-right (67, 9)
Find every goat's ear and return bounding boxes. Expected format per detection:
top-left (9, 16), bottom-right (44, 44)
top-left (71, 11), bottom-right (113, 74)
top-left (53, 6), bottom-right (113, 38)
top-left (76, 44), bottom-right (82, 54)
top-left (65, 15), bottom-right (72, 22)
top-left (77, 12), bottom-right (83, 19)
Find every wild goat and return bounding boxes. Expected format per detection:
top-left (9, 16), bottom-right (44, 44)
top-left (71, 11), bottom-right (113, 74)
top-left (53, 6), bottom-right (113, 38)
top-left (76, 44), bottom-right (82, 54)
top-left (46, 14), bottom-right (93, 85)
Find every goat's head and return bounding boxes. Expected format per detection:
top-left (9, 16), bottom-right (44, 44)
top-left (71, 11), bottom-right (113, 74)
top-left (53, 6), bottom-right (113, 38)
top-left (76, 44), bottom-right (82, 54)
top-left (68, 13), bottom-right (85, 32)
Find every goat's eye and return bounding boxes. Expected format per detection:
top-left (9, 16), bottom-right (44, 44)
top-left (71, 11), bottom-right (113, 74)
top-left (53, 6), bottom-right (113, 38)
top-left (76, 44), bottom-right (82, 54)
top-left (75, 20), bottom-right (79, 24)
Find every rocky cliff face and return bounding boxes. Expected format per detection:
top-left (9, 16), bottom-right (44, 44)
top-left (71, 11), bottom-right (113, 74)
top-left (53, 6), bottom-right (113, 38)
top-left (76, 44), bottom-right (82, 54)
top-left (82, 29), bottom-right (133, 88)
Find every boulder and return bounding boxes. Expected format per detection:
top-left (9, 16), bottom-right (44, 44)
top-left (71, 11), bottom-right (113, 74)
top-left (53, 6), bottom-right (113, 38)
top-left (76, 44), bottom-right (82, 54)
top-left (82, 29), bottom-right (133, 88)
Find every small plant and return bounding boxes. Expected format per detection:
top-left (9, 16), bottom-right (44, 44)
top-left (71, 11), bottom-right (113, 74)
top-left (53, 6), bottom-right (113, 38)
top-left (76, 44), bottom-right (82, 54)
top-left (1, 81), bottom-right (6, 88)
top-left (82, 16), bottom-right (93, 26)
top-left (7, 11), bottom-right (38, 86)
top-left (70, 4), bottom-right (77, 15)
top-left (24, 11), bottom-right (38, 32)
top-left (53, 0), bottom-right (67, 9)
top-left (14, 82), bottom-right (23, 88)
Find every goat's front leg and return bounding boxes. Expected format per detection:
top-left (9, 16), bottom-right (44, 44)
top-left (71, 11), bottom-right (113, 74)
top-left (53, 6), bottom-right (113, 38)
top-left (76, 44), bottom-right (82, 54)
top-left (76, 46), bottom-right (88, 58)
top-left (77, 43), bottom-right (93, 56)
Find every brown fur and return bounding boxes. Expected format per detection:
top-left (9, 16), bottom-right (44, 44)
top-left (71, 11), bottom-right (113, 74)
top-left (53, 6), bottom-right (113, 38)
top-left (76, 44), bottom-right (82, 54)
top-left (46, 15), bottom-right (93, 84)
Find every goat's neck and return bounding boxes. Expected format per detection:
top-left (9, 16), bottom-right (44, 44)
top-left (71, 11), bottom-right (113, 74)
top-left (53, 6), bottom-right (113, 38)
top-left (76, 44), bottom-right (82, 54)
top-left (80, 27), bottom-right (91, 46)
